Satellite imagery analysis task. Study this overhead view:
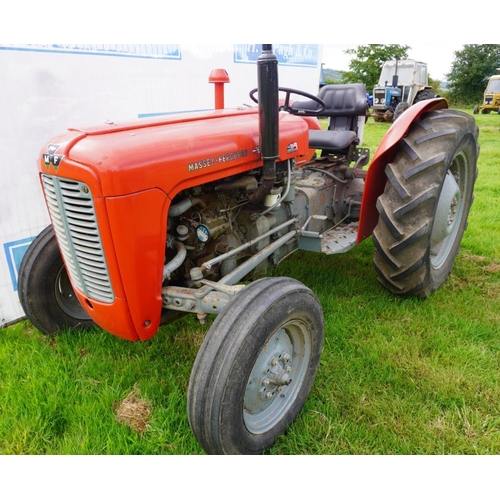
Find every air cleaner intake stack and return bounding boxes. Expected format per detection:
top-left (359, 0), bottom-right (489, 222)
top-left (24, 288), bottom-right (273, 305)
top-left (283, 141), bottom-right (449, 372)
top-left (248, 44), bottom-right (279, 205)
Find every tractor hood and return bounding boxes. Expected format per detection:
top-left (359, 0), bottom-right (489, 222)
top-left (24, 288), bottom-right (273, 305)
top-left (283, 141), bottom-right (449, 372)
top-left (39, 108), bottom-right (312, 200)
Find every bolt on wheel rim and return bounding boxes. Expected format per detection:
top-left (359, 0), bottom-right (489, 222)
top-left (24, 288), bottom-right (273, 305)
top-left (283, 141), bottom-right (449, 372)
top-left (243, 319), bottom-right (312, 434)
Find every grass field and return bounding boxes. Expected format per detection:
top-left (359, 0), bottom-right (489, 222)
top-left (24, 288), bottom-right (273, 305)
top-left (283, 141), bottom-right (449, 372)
top-left (1, 108), bottom-right (499, 455)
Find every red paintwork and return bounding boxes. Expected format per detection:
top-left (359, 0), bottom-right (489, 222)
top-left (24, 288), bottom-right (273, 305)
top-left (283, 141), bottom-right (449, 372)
top-left (40, 107), bottom-right (314, 341)
top-left (209, 69), bottom-right (230, 110)
top-left (39, 89), bottom-right (448, 341)
top-left (105, 189), bottom-right (169, 340)
top-left (357, 97), bottom-right (449, 243)
top-left (66, 108), bottom-right (313, 197)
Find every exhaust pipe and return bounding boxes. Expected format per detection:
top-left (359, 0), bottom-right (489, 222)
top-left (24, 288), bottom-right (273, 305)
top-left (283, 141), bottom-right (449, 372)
top-left (248, 44), bottom-right (279, 205)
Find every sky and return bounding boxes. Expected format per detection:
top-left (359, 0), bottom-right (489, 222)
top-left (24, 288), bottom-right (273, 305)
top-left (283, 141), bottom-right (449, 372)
top-left (0, 1), bottom-right (487, 85)
top-left (1, 1), bottom-right (484, 83)
top-left (321, 44), bottom-right (464, 81)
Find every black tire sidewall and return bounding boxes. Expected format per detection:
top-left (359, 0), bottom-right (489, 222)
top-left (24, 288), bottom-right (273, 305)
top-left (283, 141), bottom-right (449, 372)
top-left (18, 225), bottom-right (94, 334)
top-left (188, 277), bottom-right (324, 454)
top-left (223, 289), bottom-right (322, 453)
top-left (372, 109), bottom-right (479, 297)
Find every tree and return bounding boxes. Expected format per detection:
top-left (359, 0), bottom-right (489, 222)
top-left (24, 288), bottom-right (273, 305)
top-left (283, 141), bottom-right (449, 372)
top-left (428, 76), bottom-right (442, 96)
top-left (447, 44), bottom-right (500, 105)
top-left (341, 44), bottom-right (410, 91)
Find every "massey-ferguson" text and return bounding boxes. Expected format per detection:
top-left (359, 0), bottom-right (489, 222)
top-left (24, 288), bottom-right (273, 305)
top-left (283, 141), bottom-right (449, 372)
top-left (188, 148), bottom-right (249, 172)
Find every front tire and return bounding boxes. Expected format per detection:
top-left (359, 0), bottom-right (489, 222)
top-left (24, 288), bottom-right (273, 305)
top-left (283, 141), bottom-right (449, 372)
top-left (372, 109), bottom-right (479, 297)
top-left (18, 225), bottom-right (95, 335)
top-left (187, 277), bottom-right (324, 454)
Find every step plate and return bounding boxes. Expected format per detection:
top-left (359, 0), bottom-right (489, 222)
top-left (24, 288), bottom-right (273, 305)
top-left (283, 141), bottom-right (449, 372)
top-left (299, 222), bottom-right (359, 255)
top-left (321, 223), bottom-right (358, 254)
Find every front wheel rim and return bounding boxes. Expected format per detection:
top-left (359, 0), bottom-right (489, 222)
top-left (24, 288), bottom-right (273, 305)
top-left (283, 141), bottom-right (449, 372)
top-left (55, 266), bottom-right (90, 320)
top-left (243, 319), bottom-right (312, 434)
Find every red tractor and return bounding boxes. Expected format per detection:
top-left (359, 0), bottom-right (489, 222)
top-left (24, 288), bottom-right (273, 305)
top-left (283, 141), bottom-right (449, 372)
top-left (19, 45), bottom-right (479, 454)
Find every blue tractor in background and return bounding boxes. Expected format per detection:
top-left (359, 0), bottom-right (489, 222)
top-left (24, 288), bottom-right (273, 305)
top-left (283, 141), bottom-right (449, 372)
top-left (372, 59), bottom-right (434, 122)
top-left (366, 92), bottom-right (373, 108)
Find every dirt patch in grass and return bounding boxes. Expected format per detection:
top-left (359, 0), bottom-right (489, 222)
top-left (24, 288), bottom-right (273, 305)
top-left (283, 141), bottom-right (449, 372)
top-left (460, 252), bottom-right (500, 270)
top-left (113, 386), bottom-right (151, 434)
top-left (483, 263), bottom-right (500, 274)
top-left (450, 252), bottom-right (500, 292)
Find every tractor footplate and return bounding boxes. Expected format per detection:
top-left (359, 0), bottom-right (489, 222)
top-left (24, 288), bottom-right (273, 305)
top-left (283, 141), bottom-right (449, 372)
top-left (298, 222), bottom-right (358, 254)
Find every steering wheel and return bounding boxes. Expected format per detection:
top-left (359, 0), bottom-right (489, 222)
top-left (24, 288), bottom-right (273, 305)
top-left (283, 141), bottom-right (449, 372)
top-left (249, 87), bottom-right (326, 116)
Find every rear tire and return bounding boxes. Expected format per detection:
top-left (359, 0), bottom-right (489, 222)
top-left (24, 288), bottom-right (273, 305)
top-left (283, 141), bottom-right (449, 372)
top-left (372, 109), bottom-right (479, 297)
top-left (393, 101), bottom-right (410, 121)
top-left (413, 88), bottom-right (435, 103)
top-left (187, 277), bottom-right (324, 454)
top-left (18, 225), bottom-right (95, 335)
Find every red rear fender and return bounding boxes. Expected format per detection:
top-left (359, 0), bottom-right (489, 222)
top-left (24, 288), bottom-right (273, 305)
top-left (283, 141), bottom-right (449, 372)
top-left (357, 98), bottom-right (449, 242)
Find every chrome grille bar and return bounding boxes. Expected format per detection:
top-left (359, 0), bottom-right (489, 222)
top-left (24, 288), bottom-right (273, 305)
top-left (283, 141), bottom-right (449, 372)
top-left (41, 174), bottom-right (114, 303)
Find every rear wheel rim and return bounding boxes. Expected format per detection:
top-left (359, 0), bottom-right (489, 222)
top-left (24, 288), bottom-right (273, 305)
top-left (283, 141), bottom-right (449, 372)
top-left (430, 151), bottom-right (469, 269)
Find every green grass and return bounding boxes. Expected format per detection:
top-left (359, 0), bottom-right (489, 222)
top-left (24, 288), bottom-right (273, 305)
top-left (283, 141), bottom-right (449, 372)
top-left (2, 109), bottom-right (499, 455)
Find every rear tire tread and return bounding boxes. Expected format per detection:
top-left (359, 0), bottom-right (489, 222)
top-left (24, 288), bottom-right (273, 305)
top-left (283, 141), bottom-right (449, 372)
top-left (373, 109), bottom-right (479, 297)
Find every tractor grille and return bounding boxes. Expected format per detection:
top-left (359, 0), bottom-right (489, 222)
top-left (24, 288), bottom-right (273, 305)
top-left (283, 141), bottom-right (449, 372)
top-left (41, 174), bottom-right (114, 303)
top-left (373, 88), bottom-right (386, 107)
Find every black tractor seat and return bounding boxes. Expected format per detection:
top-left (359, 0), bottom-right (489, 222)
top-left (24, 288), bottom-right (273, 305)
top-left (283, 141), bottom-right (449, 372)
top-left (308, 128), bottom-right (358, 152)
top-left (292, 83), bottom-right (368, 157)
